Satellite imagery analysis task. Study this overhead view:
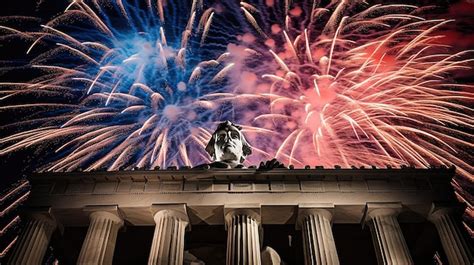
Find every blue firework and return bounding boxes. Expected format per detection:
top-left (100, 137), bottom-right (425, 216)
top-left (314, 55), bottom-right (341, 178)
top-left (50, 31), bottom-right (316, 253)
top-left (0, 0), bottom-right (237, 170)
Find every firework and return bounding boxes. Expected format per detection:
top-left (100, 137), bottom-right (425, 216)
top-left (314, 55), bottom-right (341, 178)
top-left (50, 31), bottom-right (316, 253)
top-left (0, 0), bottom-right (473, 177)
top-left (0, 0), bottom-right (238, 170)
top-left (228, 1), bottom-right (473, 178)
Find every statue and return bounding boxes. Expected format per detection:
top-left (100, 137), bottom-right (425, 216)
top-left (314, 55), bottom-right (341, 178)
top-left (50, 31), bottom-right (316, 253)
top-left (196, 121), bottom-right (285, 169)
top-left (202, 120), bottom-right (251, 168)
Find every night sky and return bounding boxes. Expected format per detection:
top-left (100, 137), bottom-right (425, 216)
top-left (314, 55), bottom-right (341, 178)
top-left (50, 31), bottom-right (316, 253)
top-left (0, 0), bottom-right (473, 234)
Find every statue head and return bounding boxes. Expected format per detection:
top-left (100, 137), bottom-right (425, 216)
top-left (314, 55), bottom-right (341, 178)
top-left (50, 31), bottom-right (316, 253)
top-left (205, 121), bottom-right (252, 165)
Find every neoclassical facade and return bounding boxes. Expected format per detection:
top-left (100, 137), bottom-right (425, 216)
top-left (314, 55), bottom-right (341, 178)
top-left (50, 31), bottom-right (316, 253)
top-left (7, 167), bottom-right (473, 264)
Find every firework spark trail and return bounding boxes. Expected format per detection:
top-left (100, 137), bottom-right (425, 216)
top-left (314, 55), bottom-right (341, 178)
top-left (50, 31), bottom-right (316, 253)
top-left (0, 0), bottom-right (239, 171)
top-left (226, 0), bottom-right (474, 230)
top-left (228, 1), bottom-right (473, 177)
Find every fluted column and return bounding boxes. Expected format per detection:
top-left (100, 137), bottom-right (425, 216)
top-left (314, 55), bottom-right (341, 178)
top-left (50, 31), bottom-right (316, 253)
top-left (148, 208), bottom-right (189, 265)
top-left (299, 209), bottom-right (339, 265)
top-left (225, 208), bottom-right (261, 265)
top-left (77, 211), bottom-right (123, 265)
top-left (429, 207), bottom-right (473, 265)
top-left (8, 213), bottom-right (57, 265)
top-left (365, 204), bottom-right (413, 265)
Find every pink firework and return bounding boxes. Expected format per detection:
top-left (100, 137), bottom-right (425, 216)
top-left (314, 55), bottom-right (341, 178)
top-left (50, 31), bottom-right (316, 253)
top-left (228, 1), bottom-right (474, 232)
top-left (229, 1), bottom-right (473, 178)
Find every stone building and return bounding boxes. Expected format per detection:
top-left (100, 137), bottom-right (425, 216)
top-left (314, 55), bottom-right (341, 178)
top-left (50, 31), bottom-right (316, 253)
top-left (6, 166), bottom-right (473, 264)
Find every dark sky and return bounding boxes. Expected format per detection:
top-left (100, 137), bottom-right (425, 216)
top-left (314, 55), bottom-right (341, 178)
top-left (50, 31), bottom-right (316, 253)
top-left (0, 0), bottom-right (473, 184)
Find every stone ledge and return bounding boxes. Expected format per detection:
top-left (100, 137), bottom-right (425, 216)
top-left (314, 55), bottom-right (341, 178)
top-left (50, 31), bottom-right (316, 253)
top-left (34, 176), bottom-right (446, 196)
top-left (31, 167), bottom-right (455, 182)
top-left (26, 168), bottom-right (457, 226)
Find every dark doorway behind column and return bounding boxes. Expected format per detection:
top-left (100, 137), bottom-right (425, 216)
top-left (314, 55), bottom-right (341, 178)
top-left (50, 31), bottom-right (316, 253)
top-left (114, 226), bottom-right (155, 264)
top-left (261, 225), bottom-right (304, 264)
top-left (47, 222), bottom-right (446, 264)
top-left (332, 224), bottom-right (378, 264)
top-left (185, 225), bottom-right (227, 264)
top-left (400, 221), bottom-right (447, 264)
top-left (186, 224), bottom-right (377, 264)
top-left (48, 226), bottom-right (87, 264)
top-left (48, 225), bottom-right (156, 265)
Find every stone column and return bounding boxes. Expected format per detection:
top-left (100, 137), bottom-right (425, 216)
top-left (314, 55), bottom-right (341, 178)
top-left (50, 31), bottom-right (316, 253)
top-left (148, 205), bottom-right (189, 265)
top-left (429, 206), bottom-right (473, 265)
top-left (298, 208), bottom-right (339, 265)
top-left (77, 208), bottom-right (123, 265)
top-left (8, 211), bottom-right (57, 265)
top-left (365, 203), bottom-right (413, 265)
top-left (225, 206), bottom-right (261, 265)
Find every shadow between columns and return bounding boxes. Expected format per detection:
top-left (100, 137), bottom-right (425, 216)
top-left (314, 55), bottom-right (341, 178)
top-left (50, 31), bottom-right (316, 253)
top-left (45, 222), bottom-right (452, 264)
top-left (399, 221), bottom-right (447, 264)
top-left (113, 225), bottom-right (154, 264)
top-left (185, 225), bottom-right (227, 265)
top-left (332, 224), bottom-right (378, 265)
top-left (48, 226), bottom-right (88, 264)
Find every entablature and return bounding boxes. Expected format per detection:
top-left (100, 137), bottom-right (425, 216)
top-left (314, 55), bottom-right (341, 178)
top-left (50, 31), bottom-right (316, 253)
top-left (26, 167), bottom-right (456, 227)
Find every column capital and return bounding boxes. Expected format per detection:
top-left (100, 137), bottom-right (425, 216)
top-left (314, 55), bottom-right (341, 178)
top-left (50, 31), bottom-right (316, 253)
top-left (296, 203), bottom-right (334, 230)
top-left (427, 202), bottom-right (463, 221)
top-left (150, 204), bottom-right (189, 224)
top-left (23, 206), bottom-right (55, 221)
top-left (427, 202), bottom-right (473, 264)
top-left (83, 205), bottom-right (123, 225)
top-left (362, 202), bottom-right (403, 224)
top-left (297, 203), bottom-right (340, 265)
top-left (225, 205), bottom-right (262, 265)
top-left (148, 204), bottom-right (189, 265)
top-left (8, 206), bottom-right (59, 265)
top-left (77, 206), bottom-right (123, 265)
top-left (224, 204), bottom-right (261, 227)
top-left (23, 206), bottom-right (61, 235)
top-left (364, 203), bottom-right (413, 264)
